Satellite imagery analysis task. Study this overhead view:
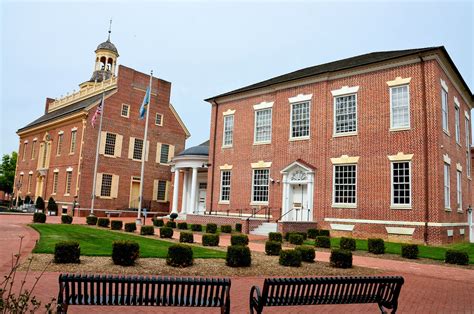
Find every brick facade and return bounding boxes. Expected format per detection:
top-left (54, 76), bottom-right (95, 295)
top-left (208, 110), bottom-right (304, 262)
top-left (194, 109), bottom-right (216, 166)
top-left (205, 49), bottom-right (473, 244)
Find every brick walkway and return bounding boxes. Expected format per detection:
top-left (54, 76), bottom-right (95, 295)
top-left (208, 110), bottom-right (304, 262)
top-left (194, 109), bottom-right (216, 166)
top-left (1, 214), bottom-right (472, 313)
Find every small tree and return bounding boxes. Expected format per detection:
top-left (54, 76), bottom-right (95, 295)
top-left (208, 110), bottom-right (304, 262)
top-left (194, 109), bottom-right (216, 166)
top-left (35, 196), bottom-right (45, 212)
top-left (47, 197), bottom-right (58, 214)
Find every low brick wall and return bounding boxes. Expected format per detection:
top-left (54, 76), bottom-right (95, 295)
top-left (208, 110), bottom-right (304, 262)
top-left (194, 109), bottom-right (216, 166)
top-left (278, 221), bottom-right (317, 234)
top-left (186, 214), bottom-right (266, 234)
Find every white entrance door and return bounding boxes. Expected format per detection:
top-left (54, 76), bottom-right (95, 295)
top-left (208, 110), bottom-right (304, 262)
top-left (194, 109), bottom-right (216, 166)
top-left (292, 184), bottom-right (309, 221)
top-left (469, 210), bottom-right (474, 243)
top-left (197, 183), bottom-right (207, 214)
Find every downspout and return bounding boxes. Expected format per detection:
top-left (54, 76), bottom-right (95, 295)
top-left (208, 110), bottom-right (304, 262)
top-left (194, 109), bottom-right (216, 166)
top-left (420, 56), bottom-right (430, 244)
top-left (208, 100), bottom-right (219, 214)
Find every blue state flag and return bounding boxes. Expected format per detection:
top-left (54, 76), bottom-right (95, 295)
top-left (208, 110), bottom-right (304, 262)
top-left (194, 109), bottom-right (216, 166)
top-left (139, 87), bottom-right (151, 120)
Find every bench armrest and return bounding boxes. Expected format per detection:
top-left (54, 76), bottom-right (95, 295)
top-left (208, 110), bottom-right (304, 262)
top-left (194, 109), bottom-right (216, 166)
top-left (249, 285), bottom-right (262, 314)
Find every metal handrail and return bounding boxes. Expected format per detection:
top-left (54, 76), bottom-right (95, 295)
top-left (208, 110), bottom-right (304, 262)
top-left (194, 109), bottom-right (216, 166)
top-left (275, 207), bottom-right (297, 222)
top-left (246, 206), bottom-right (270, 221)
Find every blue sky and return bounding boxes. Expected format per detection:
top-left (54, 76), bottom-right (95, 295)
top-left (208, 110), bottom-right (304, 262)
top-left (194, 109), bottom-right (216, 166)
top-left (1, 0), bottom-right (473, 156)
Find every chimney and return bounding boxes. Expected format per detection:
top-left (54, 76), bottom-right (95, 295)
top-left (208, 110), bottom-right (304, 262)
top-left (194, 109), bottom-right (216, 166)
top-left (44, 98), bottom-right (55, 114)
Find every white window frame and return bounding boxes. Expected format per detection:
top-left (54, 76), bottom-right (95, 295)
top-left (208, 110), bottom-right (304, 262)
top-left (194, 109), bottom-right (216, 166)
top-left (65, 171), bottom-right (72, 195)
top-left (333, 94), bottom-right (357, 136)
top-left (22, 143), bottom-right (27, 161)
top-left (70, 130), bottom-right (77, 154)
top-left (222, 115), bottom-right (234, 147)
top-left (52, 172), bottom-right (59, 195)
top-left (390, 85), bottom-right (410, 130)
top-left (104, 132), bottom-right (117, 156)
top-left (100, 173), bottom-right (113, 197)
top-left (390, 161), bottom-right (412, 209)
top-left (289, 101), bottom-right (311, 140)
top-left (133, 138), bottom-right (144, 161)
top-left (251, 168), bottom-right (270, 205)
top-left (157, 180), bottom-right (167, 201)
top-left (254, 108), bottom-right (272, 144)
top-left (444, 163), bottom-right (451, 210)
top-left (456, 170), bottom-right (462, 211)
top-left (121, 104), bottom-right (130, 118)
top-left (441, 88), bottom-right (449, 133)
top-left (57, 134), bottom-right (63, 156)
top-left (219, 170), bottom-right (232, 203)
top-left (332, 164), bottom-right (357, 207)
top-left (160, 143), bottom-right (170, 164)
top-left (155, 113), bottom-right (163, 126)
top-left (31, 140), bottom-right (36, 160)
top-left (454, 104), bottom-right (460, 144)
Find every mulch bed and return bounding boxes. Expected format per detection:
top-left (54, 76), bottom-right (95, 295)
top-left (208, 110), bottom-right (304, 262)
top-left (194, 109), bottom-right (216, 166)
top-left (21, 252), bottom-right (378, 277)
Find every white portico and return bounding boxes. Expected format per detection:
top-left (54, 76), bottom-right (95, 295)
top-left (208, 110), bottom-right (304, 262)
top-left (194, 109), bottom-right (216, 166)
top-left (280, 160), bottom-right (315, 222)
top-left (171, 141), bottom-right (209, 216)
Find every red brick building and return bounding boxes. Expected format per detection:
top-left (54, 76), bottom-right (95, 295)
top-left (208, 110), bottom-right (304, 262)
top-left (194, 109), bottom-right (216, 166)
top-left (199, 47), bottom-right (473, 244)
top-left (15, 36), bottom-right (189, 216)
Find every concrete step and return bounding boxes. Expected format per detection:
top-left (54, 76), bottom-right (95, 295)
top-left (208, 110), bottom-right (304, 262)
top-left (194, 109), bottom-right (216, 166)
top-left (250, 222), bottom-right (277, 236)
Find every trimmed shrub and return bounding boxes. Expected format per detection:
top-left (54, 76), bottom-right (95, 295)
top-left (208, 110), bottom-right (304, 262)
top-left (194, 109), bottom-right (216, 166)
top-left (191, 224), bottom-right (202, 232)
top-left (330, 249), bottom-right (352, 268)
top-left (178, 222), bottom-right (188, 230)
top-left (285, 232), bottom-right (307, 241)
top-left (153, 219), bottom-right (164, 227)
top-left (401, 244), bottom-right (419, 259)
top-left (112, 241), bottom-right (139, 266)
top-left (140, 226), bottom-right (154, 235)
top-left (24, 195), bottom-right (31, 205)
top-left (202, 233), bottom-right (219, 246)
top-left (265, 241), bottom-right (282, 256)
top-left (279, 249), bottom-right (302, 267)
top-left (97, 218), bottom-right (110, 228)
top-left (160, 227), bottom-right (174, 239)
top-left (179, 231), bottom-right (194, 243)
top-left (315, 236), bottom-right (331, 248)
top-left (226, 245), bottom-right (251, 267)
top-left (169, 213), bottom-right (178, 221)
top-left (368, 238), bottom-right (385, 255)
top-left (86, 215), bottom-right (98, 226)
top-left (206, 223), bottom-right (218, 234)
top-left (47, 197), bottom-right (58, 214)
top-left (289, 233), bottom-right (304, 245)
top-left (269, 232), bottom-right (283, 243)
top-left (296, 245), bottom-right (316, 262)
top-left (61, 215), bottom-right (73, 224)
top-left (54, 241), bottom-right (80, 264)
top-left (231, 234), bottom-right (249, 246)
top-left (35, 196), bottom-right (45, 211)
top-left (221, 225), bottom-right (232, 233)
top-left (33, 212), bottom-right (46, 223)
top-left (124, 222), bottom-right (136, 232)
top-left (307, 228), bottom-right (319, 239)
top-left (319, 229), bottom-right (330, 237)
top-left (235, 223), bottom-right (242, 233)
top-left (166, 221), bottom-right (177, 228)
top-left (445, 250), bottom-right (469, 265)
top-left (340, 237), bottom-right (356, 251)
top-left (167, 244), bottom-right (193, 267)
top-left (110, 220), bottom-right (123, 230)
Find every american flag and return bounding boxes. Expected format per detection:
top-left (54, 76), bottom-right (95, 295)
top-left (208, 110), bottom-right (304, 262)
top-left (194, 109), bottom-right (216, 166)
top-left (91, 98), bottom-right (103, 128)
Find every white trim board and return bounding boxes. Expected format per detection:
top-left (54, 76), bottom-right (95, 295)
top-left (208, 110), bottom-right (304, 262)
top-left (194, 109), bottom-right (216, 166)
top-left (324, 218), bottom-right (468, 227)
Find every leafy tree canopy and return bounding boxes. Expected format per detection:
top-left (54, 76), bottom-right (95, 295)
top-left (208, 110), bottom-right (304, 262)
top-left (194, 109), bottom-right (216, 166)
top-left (0, 152), bottom-right (17, 193)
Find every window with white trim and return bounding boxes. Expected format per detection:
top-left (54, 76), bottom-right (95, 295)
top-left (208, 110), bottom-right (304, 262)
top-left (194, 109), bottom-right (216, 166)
top-left (220, 170), bottom-right (231, 202)
top-left (333, 164), bottom-right (357, 205)
top-left (252, 169), bottom-right (269, 203)
top-left (19, 175), bottom-right (23, 192)
top-left (65, 171), bottom-right (72, 195)
top-left (455, 105), bottom-right (460, 143)
top-left (223, 115), bottom-right (234, 147)
top-left (456, 170), bottom-right (462, 210)
top-left (52, 172), bottom-right (59, 194)
top-left (57, 134), bottom-right (63, 156)
top-left (390, 85), bottom-right (410, 129)
top-left (22, 143), bottom-right (27, 161)
top-left (465, 116), bottom-right (470, 148)
top-left (41, 143), bottom-right (48, 168)
top-left (31, 140), bottom-right (36, 160)
top-left (70, 130), bottom-right (77, 154)
top-left (444, 163), bottom-right (450, 209)
top-left (157, 180), bottom-right (167, 201)
top-left (27, 174), bottom-right (32, 193)
top-left (442, 88), bottom-right (449, 132)
top-left (391, 161), bottom-right (411, 206)
top-left (467, 151), bottom-right (471, 178)
top-left (133, 138), bottom-right (144, 160)
top-left (155, 113), bottom-right (163, 126)
top-left (254, 108), bottom-right (272, 143)
top-left (121, 104), bottom-right (130, 118)
top-left (334, 94), bottom-right (357, 134)
top-left (104, 133), bottom-right (117, 156)
top-left (100, 174), bottom-right (113, 197)
top-left (291, 101), bottom-right (310, 138)
top-left (160, 144), bottom-right (170, 163)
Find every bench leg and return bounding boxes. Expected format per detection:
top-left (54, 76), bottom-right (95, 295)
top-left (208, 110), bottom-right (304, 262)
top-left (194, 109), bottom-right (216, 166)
top-left (56, 303), bottom-right (68, 314)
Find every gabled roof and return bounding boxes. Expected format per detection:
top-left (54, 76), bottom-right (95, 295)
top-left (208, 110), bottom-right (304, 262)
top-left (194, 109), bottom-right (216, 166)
top-left (206, 46), bottom-right (473, 102)
top-left (17, 91), bottom-right (114, 133)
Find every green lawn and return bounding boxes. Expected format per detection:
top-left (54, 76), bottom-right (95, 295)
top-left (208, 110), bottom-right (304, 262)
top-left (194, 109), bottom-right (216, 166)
top-left (30, 224), bottom-right (225, 259)
top-left (304, 238), bottom-right (474, 264)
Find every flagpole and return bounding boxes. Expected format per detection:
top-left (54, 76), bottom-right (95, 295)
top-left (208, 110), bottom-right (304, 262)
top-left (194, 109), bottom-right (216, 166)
top-left (136, 70), bottom-right (153, 225)
top-left (90, 85), bottom-right (106, 216)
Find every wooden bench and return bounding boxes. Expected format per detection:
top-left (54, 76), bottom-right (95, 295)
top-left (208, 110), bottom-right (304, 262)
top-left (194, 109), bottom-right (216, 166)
top-left (57, 274), bottom-right (231, 313)
top-left (249, 276), bottom-right (404, 314)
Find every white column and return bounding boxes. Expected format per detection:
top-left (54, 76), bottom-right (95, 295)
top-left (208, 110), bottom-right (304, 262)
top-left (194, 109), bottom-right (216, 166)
top-left (307, 180), bottom-right (313, 222)
top-left (171, 168), bottom-right (180, 214)
top-left (180, 170), bottom-right (188, 214)
top-left (281, 174), bottom-right (289, 222)
top-left (189, 167), bottom-right (198, 214)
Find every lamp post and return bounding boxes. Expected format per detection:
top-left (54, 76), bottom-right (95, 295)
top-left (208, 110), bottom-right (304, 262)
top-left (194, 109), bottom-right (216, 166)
top-left (72, 196), bottom-right (78, 216)
top-left (14, 180), bottom-right (22, 210)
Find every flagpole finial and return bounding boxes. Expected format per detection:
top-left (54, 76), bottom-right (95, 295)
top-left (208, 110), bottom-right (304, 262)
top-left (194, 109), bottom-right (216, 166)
top-left (150, 70), bottom-right (153, 76)
top-left (108, 19), bottom-right (112, 41)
